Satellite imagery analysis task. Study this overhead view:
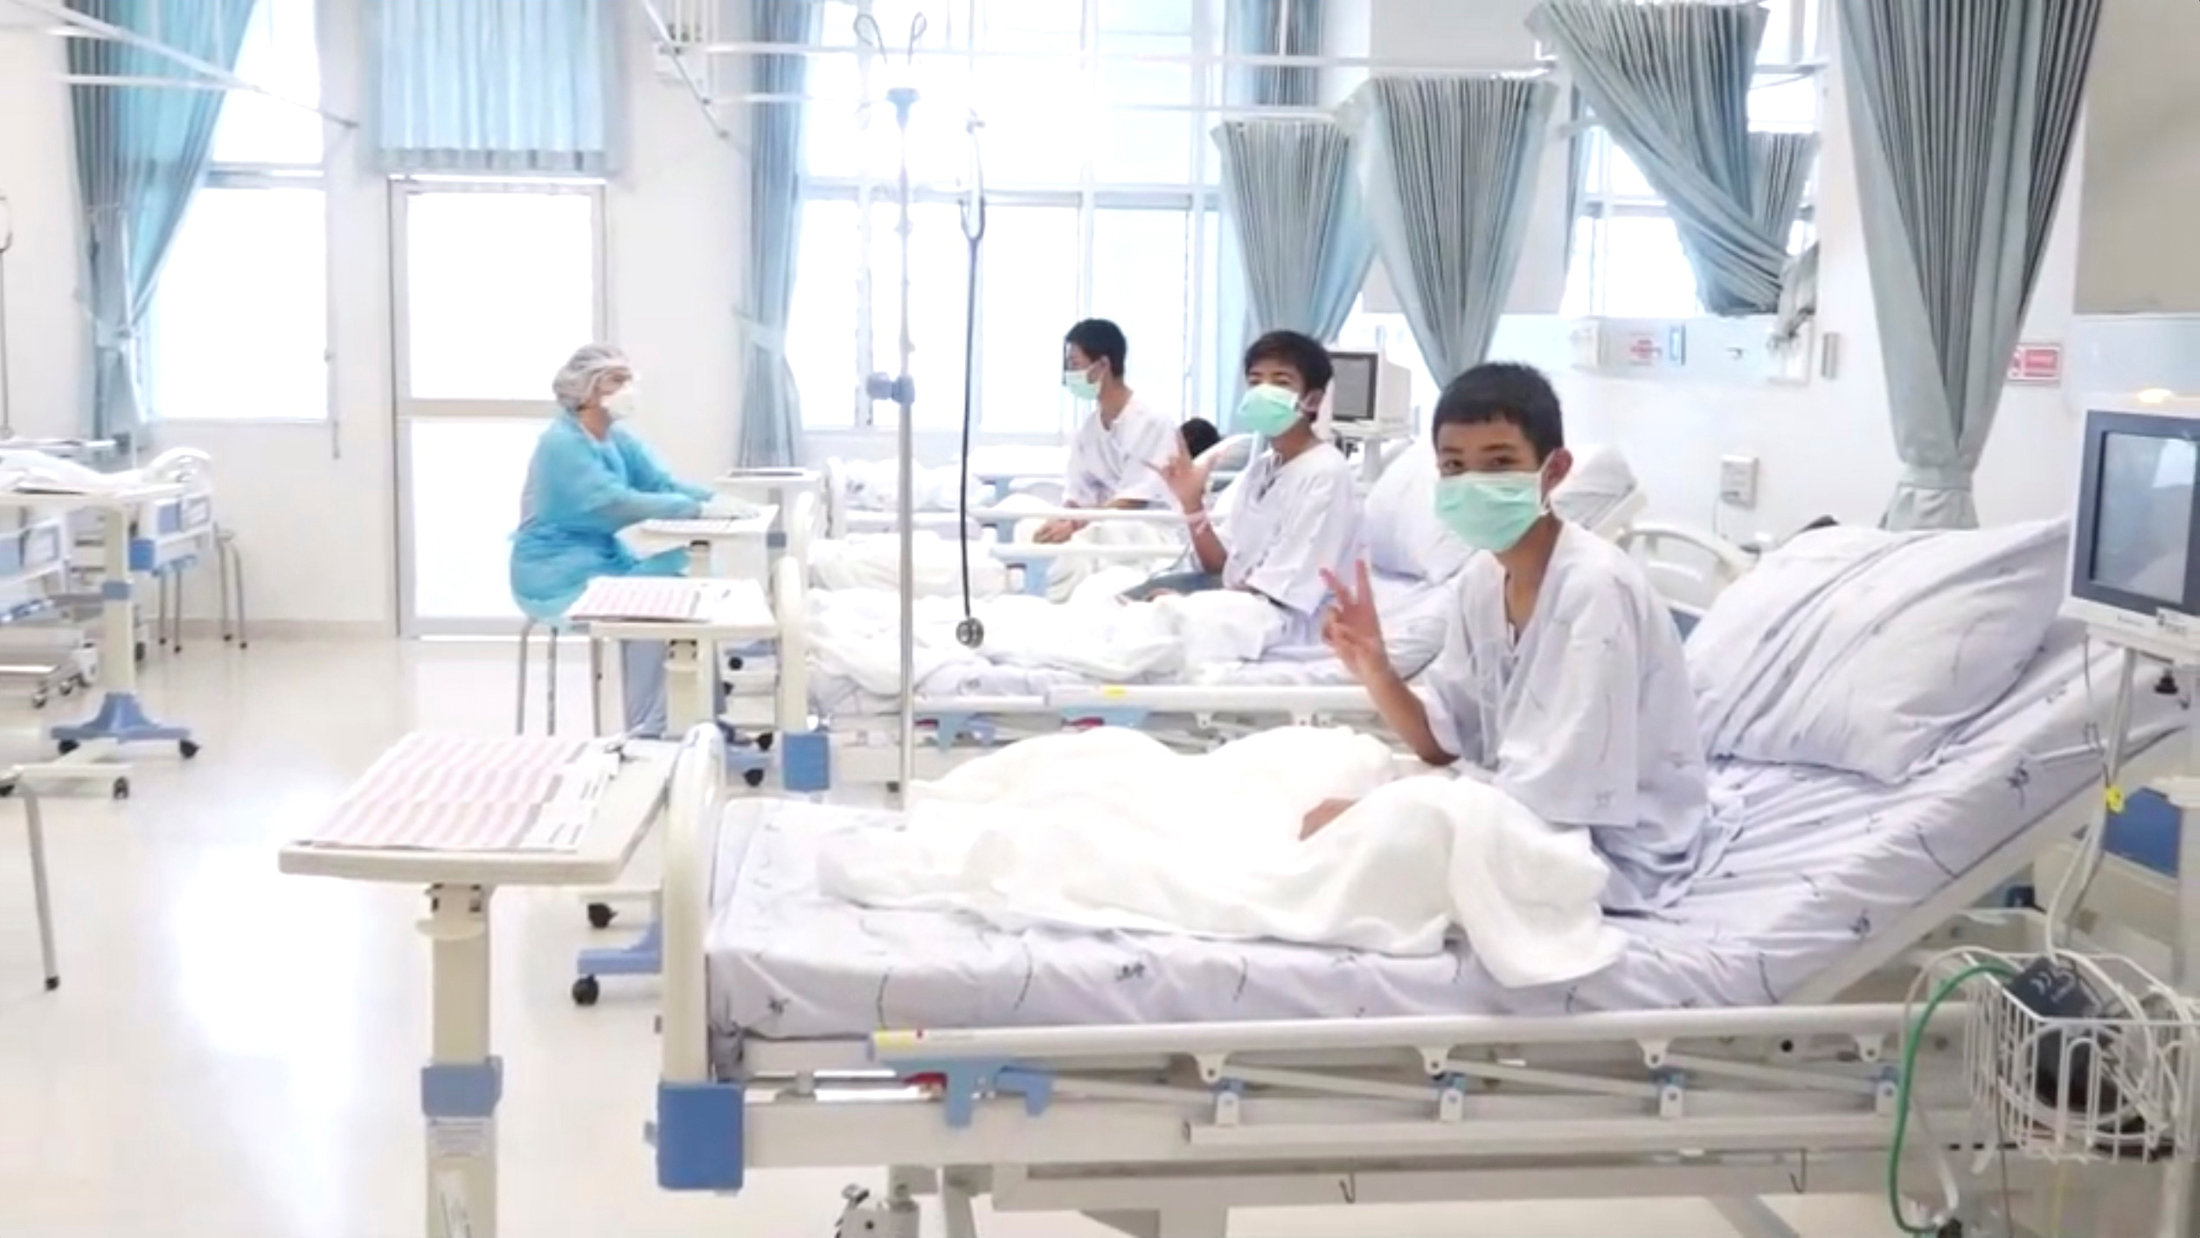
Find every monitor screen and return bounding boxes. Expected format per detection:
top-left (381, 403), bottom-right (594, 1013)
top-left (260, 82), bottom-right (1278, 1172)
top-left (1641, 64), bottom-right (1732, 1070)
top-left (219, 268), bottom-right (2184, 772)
top-left (1329, 353), bottom-right (1376, 423)
top-left (2091, 431), bottom-right (2199, 605)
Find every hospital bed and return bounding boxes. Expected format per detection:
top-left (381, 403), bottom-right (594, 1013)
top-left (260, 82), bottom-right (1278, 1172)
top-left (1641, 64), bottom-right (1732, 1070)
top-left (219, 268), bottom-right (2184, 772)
top-left (648, 624), bottom-right (2199, 1236)
top-left (762, 443), bottom-right (1669, 789)
top-left (824, 451), bottom-right (1068, 539)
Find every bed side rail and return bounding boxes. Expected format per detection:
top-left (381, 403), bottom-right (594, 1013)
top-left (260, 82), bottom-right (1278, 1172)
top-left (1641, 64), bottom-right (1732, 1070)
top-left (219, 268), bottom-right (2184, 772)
top-left (661, 723), bottom-right (725, 1086)
top-left (772, 551), bottom-right (808, 738)
top-left (784, 487), bottom-right (818, 577)
top-left (1617, 520), bottom-right (1754, 616)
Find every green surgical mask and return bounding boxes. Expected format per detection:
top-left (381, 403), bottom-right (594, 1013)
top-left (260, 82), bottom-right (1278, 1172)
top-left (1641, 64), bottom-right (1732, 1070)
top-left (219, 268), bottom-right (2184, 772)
top-left (1434, 470), bottom-right (1547, 552)
top-left (1235, 384), bottom-right (1303, 438)
top-left (1062, 365), bottom-right (1101, 400)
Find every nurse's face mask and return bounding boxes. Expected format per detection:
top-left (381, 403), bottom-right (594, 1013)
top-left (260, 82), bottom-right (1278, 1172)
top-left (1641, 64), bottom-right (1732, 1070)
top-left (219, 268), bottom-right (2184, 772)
top-left (1235, 383), bottom-right (1306, 439)
top-left (600, 380), bottom-right (640, 421)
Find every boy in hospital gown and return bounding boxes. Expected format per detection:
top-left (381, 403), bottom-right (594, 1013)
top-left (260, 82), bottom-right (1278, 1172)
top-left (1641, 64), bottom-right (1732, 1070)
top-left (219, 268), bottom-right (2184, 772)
top-left (1128, 330), bottom-right (1361, 646)
top-left (1314, 363), bottom-right (1717, 912)
top-left (1034, 319), bottom-right (1179, 544)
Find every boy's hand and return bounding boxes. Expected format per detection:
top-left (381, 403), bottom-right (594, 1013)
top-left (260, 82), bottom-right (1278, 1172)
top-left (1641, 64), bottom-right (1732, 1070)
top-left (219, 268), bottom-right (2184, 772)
top-left (1300, 797), bottom-right (1356, 839)
top-left (1033, 518), bottom-right (1078, 544)
top-left (1148, 448), bottom-right (1205, 513)
top-left (1320, 561), bottom-right (1389, 682)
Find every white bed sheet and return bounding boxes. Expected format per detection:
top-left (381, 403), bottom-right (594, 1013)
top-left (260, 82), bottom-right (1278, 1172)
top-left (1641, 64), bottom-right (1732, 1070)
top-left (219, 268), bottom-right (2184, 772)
top-left (708, 627), bottom-right (2184, 1041)
top-left (805, 571), bottom-right (1454, 716)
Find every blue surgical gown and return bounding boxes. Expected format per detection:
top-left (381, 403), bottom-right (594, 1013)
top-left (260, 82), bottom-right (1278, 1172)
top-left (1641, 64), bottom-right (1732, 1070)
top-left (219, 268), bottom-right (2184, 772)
top-left (509, 412), bottom-right (711, 620)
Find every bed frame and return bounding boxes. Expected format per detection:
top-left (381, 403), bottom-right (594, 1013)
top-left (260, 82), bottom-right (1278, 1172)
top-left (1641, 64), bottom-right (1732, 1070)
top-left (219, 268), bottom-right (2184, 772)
top-left (762, 511), bottom-right (1746, 793)
top-left (648, 727), bottom-right (2199, 1238)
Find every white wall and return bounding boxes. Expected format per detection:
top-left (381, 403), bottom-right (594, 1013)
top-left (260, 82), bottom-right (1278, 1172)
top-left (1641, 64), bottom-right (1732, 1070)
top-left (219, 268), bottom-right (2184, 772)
top-left (0, 1), bottom-right (746, 632)
top-left (2074, 0), bottom-right (2200, 315)
top-left (1371, 0), bottom-right (2088, 540)
top-left (0, 10), bottom-right (84, 441)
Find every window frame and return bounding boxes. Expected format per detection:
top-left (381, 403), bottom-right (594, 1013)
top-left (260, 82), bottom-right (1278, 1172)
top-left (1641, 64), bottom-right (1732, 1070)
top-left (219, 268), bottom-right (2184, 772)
top-left (793, 0), bottom-right (1238, 439)
top-left (143, 0), bottom-right (333, 426)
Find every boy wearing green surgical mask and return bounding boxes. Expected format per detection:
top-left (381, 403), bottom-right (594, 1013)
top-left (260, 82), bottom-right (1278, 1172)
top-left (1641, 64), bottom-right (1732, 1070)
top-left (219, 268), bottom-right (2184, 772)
top-left (1310, 363), bottom-right (1719, 917)
top-left (1123, 331), bottom-right (1361, 648)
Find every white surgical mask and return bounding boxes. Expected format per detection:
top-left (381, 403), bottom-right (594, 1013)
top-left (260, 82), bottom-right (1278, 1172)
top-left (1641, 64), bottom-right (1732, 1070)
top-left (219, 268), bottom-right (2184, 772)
top-left (602, 384), bottom-right (640, 420)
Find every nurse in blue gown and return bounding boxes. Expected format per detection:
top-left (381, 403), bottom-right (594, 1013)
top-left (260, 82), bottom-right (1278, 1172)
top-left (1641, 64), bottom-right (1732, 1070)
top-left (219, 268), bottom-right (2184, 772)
top-left (511, 343), bottom-right (714, 736)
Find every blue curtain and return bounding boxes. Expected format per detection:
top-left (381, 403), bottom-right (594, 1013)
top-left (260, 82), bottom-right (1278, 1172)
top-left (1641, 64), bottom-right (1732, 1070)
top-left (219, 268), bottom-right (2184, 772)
top-left (372, 0), bottom-right (621, 175)
top-left (1838, 0), bottom-right (2102, 529)
top-left (67, 0), bottom-right (254, 442)
top-left (1349, 76), bottom-right (1559, 385)
top-left (1227, 0), bottom-right (1325, 108)
top-left (1213, 120), bottom-right (1373, 347)
top-left (734, 0), bottom-right (820, 469)
top-left (1529, 0), bottom-right (1817, 317)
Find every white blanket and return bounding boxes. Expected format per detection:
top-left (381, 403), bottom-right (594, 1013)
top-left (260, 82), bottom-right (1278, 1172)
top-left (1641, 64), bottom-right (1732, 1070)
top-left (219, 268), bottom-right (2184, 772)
top-left (809, 532), bottom-right (1011, 597)
top-left (836, 458), bottom-right (975, 512)
top-left (807, 587), bottom-right (1284, 696)
top-left (989, 493), bottom-right (1186, 603)
top-left (816, 728), bottom-right (1626, 986)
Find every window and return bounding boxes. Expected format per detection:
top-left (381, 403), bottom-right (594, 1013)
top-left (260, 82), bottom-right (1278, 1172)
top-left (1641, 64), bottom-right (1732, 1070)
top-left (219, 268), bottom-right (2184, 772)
top-left (1560, 0), bottom-right (1823, 319)
top-left (146, 0), bottom-right (328, 421)
top-left (789, 0), bottom-right (1242, 437)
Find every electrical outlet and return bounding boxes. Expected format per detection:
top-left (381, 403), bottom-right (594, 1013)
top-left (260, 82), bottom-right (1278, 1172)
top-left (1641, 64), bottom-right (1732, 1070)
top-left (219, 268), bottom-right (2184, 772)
top-left (1719, 455), bottom-right (1760, 509)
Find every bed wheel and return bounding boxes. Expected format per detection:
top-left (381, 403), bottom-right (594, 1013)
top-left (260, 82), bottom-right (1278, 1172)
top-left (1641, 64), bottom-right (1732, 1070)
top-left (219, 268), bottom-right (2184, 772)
top-left (755, 731), bottom-right (775, 752)
top-left (571, 975), bottom-right (601, 1006)
top-left (743, 768), bottom-right (765, 788)
top-left (885, 780), bottom-right (901, 795)
top-left (1936, 1225), bottom-right (1964, 1238)
top-left (180, 739), bottom-right (201, 760)
top-left (113, 778), bottom-right (131, 800)
top-left (586, 902), bottom-right (616, 930)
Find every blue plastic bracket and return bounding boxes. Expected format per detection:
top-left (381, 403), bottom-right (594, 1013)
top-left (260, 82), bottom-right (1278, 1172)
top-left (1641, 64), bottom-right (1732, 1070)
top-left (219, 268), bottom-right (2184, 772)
top-left (1018, 559), bottom-right (1053, 597)
top-left (421, 1059), bottom-right (504, 1119)
top-left (578, 916), bottom-right (662, 978)
top-left (917, 711), bottom-right (998, 751)
top-left (101, 578), bottom-right (132, 601)
top-left (50, 691), bottom-right (192, 746)
top-left (885, 1057), bottom-right (1054, 1128)
top-left (655, 1080), bottom-right (746, 1191)
top-left (780, 729), bottom-right (832, 793)
top-left (1059, 705), bottom-right (1151, 729)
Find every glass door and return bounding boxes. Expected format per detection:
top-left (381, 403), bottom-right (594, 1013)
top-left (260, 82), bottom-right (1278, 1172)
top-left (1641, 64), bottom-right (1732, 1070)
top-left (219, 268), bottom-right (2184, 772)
top-left (391, 181), bottom-right (604, 635)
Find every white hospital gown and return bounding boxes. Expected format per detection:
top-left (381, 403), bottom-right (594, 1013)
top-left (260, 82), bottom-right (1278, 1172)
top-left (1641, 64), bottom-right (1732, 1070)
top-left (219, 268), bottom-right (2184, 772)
top-left (1214, 441), bottom-right (1360, 645)
top-left (1065, 396), bottom-right (1177, 508)
top-left (1414, 522), bottom-right (1716, 913)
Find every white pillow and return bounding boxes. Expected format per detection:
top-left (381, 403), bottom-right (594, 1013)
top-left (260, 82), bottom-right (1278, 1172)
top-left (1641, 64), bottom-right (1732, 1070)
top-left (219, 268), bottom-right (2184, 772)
top-left (1361, 443), bottom-right (1473, 582)
top-left (1687, 518), bottom-right (2069, 783)
top-left (1554, 444), bottom-right (1639, 533)
top-left (1362, 441), bottom-right (1639, 582)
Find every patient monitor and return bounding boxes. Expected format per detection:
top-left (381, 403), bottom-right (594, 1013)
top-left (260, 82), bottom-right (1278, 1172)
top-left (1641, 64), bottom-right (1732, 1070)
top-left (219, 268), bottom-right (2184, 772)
top-left (2064, 394), bottom-right (2200, 660)
top-left (1326, 350), bottom-right (1414, 482)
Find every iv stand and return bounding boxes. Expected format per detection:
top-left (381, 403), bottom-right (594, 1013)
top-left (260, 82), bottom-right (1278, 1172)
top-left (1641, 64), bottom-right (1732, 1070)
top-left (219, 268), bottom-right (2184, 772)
top-left (0, 194), bottom-right (14, 437)
top-left (857, 13), bottom-right (927, 801)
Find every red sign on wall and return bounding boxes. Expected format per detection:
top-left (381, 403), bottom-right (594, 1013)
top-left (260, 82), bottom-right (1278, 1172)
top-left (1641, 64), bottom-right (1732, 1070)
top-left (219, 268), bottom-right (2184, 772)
top-left (2007, 342), bottom-right (2064, 386)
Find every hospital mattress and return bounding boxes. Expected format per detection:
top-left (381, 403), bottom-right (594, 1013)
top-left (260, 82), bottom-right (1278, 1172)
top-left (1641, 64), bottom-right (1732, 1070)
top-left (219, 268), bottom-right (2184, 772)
top-left (709, 632), bottom-right (2181, 1042)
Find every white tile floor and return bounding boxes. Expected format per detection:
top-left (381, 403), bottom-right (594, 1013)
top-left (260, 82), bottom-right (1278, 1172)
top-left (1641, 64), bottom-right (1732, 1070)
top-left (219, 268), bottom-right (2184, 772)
top-left (0, 638), bottom-right (1905, 1237)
